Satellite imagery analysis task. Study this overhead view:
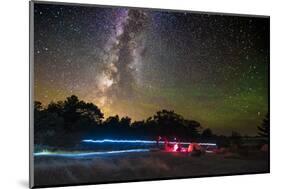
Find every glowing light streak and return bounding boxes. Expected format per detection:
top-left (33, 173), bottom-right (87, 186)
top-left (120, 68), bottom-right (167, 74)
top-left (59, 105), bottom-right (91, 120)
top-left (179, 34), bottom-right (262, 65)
top-left (82, 139), bottom-right (156, 144)
top-left (82, 139), bottom-right (217, 146)
top-left (34, 149), bottom-right (150, 158)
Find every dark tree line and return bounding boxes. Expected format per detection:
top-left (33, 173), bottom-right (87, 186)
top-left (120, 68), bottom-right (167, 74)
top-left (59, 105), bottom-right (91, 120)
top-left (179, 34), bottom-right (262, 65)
top-left (34, 95), bottom-right (204, 147)
top-left (34, 95), bottom-right (269, 148)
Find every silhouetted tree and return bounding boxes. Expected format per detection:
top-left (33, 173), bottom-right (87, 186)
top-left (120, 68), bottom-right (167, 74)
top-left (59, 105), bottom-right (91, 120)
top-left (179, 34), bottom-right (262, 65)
top-left (104, 115), bottom-right (120, 128)
top-left (47, 101), bottom-right (64, 115)
top-left (60, 95), bottom-right (104, 132)
top-left (152, 110), bottom-right (183, 136)
top-left (201, 128), bottom-right (213, 139)
top-left (78, 101), bottom-right (104, 124)
top-left (258, 113), bottom-right (269, 138)
top-left (34, 96), bottom-right (106, 146)
top-left (62, 95), bottom-right (81, 131)
top-left (183, 120), bottom-right (201, 138)
top-left (230, 131), bottom-right (242, 147)
top-left (120, 116), bottom-right (131, 128)
top-left (34, 101), bottom-right (43, 112)
top-left (131, 120), bottom-right (145, 128)
top-left (216, 135), bottom-right (231, 148)
top-left (151, 109), bottom-right (201, 139)
top-left (34, 101), bottom-right (43, 144)
top-left (34, 101), bottom-right (65, 145)
top-left (34, 101), bottom-right (43, 132)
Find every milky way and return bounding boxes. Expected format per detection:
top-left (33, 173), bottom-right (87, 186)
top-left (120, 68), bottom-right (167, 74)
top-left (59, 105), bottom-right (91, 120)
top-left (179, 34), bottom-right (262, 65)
top-left (33, 2), bottom-right (269, 135)
top-left (96, 9), bottom-right (148, 108)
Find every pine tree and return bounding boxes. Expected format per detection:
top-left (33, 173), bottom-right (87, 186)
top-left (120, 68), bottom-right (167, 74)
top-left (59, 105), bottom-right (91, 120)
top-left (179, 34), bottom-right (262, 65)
top-left (258, 113), bottom-right (269, 137)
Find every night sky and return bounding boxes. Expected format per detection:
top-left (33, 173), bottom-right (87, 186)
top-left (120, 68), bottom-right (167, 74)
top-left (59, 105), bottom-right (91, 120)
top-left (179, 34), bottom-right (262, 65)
top-left (33, 3), bottom-right (269, 135)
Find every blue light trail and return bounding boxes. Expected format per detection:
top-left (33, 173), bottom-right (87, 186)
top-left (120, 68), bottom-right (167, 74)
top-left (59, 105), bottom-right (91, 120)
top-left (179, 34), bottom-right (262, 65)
top-left (82, 139), bottom-right (217, 146)
top-left (34, 149), bottom-right (150, 158)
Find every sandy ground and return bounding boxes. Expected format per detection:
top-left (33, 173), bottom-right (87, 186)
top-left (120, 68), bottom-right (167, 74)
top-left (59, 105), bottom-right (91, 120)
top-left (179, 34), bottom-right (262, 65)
top-left (33, 151), bottom-right (269, 187)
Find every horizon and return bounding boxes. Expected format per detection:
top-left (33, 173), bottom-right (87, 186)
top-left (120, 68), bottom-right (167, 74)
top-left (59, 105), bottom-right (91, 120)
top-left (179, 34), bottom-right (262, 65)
top-left (34, 95), bottom-right (267, 137)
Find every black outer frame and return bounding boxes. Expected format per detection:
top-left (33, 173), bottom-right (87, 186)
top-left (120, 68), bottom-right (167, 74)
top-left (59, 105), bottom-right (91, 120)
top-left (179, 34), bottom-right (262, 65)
top-left (29, 0), bottom-right (270, 188)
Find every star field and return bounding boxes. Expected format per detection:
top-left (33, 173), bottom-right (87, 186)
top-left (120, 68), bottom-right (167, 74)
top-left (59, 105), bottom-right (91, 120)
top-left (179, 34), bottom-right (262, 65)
top-left (33, 3), bottom-right (269, 135)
